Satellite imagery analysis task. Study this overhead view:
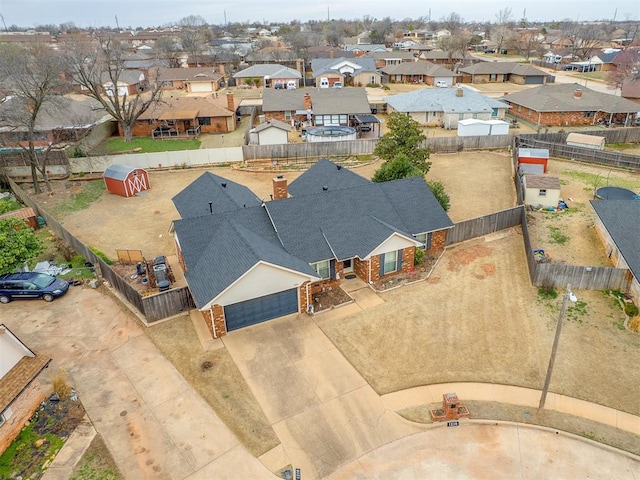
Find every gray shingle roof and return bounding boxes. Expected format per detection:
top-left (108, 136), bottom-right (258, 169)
top-left (172, 172), bottom-right (261, 219)
top-left (590, 200), bottom-right (640, 280)
top-left (501, 83), bottom-right (640, 114)
top-left (460, 62), bottom-right (548, 76)
top-left (288, 158), bottom-right (371, 196)
top-left (254, 119), bottom-right (291, 133)
top-left (311, 57), bottom-right (378, 77)
top-left (385, 86), bottom-right (508, 114)
top-left (262, 87), bottom-right (371, 115)
top-left (232, 64), bottom-right (301, 79)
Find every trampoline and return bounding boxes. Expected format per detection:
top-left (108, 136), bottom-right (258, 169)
top-left (595, 187), bottom-right (640, 200)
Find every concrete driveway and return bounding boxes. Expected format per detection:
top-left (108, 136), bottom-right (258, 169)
top-left (3, 286), bottom-right (273, 480)
top-left (221, 313), bottom-right (423, 479)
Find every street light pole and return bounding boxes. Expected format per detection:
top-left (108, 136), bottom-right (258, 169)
top-left (539, 284), bottom-right (573, 410)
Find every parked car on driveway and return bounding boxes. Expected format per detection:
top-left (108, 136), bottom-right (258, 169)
top-left (0, 272), bottom-right (69, 303)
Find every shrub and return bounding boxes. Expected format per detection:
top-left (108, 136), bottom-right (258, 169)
top-left (90, 247), bottom-right (114, 265)
top-left (52, 369), bottom-right (72, 397)
top-left (537, 284), bottom-right (558, 299)
top-left (414, 248), bottom-right (424, 265)
top-left (624, 302), bottom-right (639, 318)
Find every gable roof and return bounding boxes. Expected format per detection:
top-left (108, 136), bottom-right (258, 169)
top-left (386, 86), bottom-right (508, 114)
top-left (523, 174), bottom-right (561, 189)
top-left (254, 119), bottom-right (291, 133)
top-left (382, 61), bottom-right (455, 77)
top-left (103, 164), bottom-right (146, 181)
top-left (590, 200), bottom-right (640, 280)
top-left (501, 83), bottom-right (640, 114)
top-left (232, 64), bottom-right (302, 79)
top-left (137, 95), bottom-right (233, 121)
top-left (288, 158), bottom-right (371, 196)
top-left (460, 62), bottom-right (547, 76)
top-left (172, 171), bottom-right (261, 219)
top-left (262, 87), bottom-right (371, 115)
top-left (311, 57), bottom-right (378, 77)
top-left (153, 67), bottom-right (223, 83)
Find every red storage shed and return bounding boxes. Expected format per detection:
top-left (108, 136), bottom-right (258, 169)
top-left (103, 165), bottom-right (150, 197)
top-left (517, 148), bottom-right (549, 174)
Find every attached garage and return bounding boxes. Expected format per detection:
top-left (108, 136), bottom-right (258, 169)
top-left (224, 288), bottom-right (299, 331)
top-left (188, 82), bottom-right (213, 93)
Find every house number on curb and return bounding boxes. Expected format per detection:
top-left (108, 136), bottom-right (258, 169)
top-left (447, 421), bottom-right (460, 427)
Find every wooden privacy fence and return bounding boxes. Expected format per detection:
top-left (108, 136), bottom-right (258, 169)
top-left (242, 139), bottom-right (378, 161)
top-left (533, 263), bottom-right (632, 291)
top-left (445, 206), bottom-right (523, 246)
top-left (519, 127), bottom-right (640, 145)
top-left (7, 177), bottom-right (195, 323)
top-left (517, 137), bottom-right (640, 170)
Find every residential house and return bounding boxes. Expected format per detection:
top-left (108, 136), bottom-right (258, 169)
top-left (171, 159), bottom-right (453, 336)
top-left (382, 62), bottom-right (457, 86)
top-left (152, 67), bottom-right (224, 93)
top-left (250, 119), bottom-right (291, 145)
top-left (501, 83), bottom-right (640, 127)
top-left (101, 70), bottom-right (147, 97)
top-left (0, 324), bottom-right (50, 454)
top-left (343, 44), bottom-right (388, 55)
top-left (0, 95), bottom-right (106, 148)
top-left (307, 46), bottom-right (357, 60)
top-left (590, 200), bottom-right (640, 305)
top-left (262, 87), bottom-right (371, 127)
top-left (232, 64), bottom-right (301, 88)
top-left (385, 86), bottom-right (509, 129)
top-left (621, 73), bottom-right (640, 104)
top-left (589, 49), bottom-right (622, 72)
top-left (367, 51), bottom-right (417, 69)
top-left (459, 62), bottom-right (550, 85)
top-left (419, 50), bottom-right (465, 68)
top-left (131, 93), bottom-right (235, 138)
top-left (311, 57), bottom-right (381, 87)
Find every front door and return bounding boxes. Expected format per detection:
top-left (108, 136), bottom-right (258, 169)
top-left (343, 259), bottom-right (353, 273)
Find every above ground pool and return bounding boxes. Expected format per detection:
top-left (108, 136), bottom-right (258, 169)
top-left (305, 126), bottom-right (357, 142)
top-left (595, 187), bottom-right (640, 200)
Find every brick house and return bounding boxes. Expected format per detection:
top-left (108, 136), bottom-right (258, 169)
top-left (459, 62), bottom-right (550, 85)
top-left (381, 61), bottom-right (457, 86)
top-left (170, 158), bottom-right (453, 337)
top-left (501, 83), bottom-right (640, 127)
top-left (151, 67), bottom-right (224, 93)
top-left (232, 63), bottom-right (301, 89)
top-left (366, 51), bottom-right (417, 69)
top-left (0, 324), bottom-right (50, 454)
top-left (129, 93), bottom-right (235, 138)
top-left (262, 87), bottom-right (371, 127)
top-left (311, 57), bottom-right (381, 87)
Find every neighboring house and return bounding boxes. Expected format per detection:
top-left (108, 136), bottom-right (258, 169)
top-left (101, 70), bottom-right (147, 97)
top-left (501, 83), bottom-right (640, 127)
top-left (307, 46), bottom-right (357, 60)
top-left (343, 44), bottom-right (387, 55)
top-left (0, 95), bottom-right (106, 148)
top-left (590, 200), bottom-right (640, 304)
top-left (171, 159), bottom-right (454, 336)
top-left (262, 87), bottom-right (372, 127)
top-left (311, 57), bottom-right (381, 87)
top-left (589, 50), bottom-right (622, 72)
top-left (419, 50), bottom-right (465, 67)
top-left (250, 119), bottom-right (291, 145)
top-left (522, 174), bottom-right (561, 209)
top-left (381, 61), bottom-right (457, 86)
top-left (385, 86), bottom-right (509, 129)
top-left (621, 73), bottom-right (640, 104)
top-left (0, 324), bottom-right (51, 454)
top-left (131, 93), bottom-right (235, 138)
top-left (367, 51), bottom-right (417, 68)
top-left (232, 64), bottom-right (301, 88)
top-left (459, 62), bottom-right (550, 85)
top-left (152, 67), bottom-right (224, 93)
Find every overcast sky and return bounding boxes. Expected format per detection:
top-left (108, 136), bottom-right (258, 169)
top-left (0, 0), bottom-right (638, 29)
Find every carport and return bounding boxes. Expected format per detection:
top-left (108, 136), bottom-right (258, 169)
top-left (223, 288), bottom-right (299, 331)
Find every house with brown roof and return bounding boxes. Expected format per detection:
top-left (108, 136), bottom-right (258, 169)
top-left (419, 50), bottom-right (464, 67)
top-left (459, 62), bottom-right (550, 85)
top-left (0, 324), bottom-right (50, 454)
top-left (366, 51), bottom-right (417, 68)
top-left (501, 83), bottom-right (640, 127)
top-left (381, 61), bottom-right (457, 86)
top-left (621, 73), bottom-right (640, 105)
top-left (130, 93), bottom-right (235, 138)
top-left (152, 67), bottom-right (224, 93)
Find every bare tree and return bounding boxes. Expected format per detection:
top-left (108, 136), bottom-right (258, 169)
top-left (491, 7), bottom-right (513, 54)
top-left (441, 12), bottom-right (464, 34)
top-left (178, 15), bottom-right (212, 67)
top-left (509, 29), bottom-right (545, 61)
top-left (564, 23), bottom-right (606, 60)
top-left (0, 42), bottom-right (67, 193)
top-left (64, 35), bottom-right (162, 142)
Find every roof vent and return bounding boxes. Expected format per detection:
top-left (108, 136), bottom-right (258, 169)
top-left (221, 182), bottom-right (227, 188)
top-left (336, 165), bottom-right (342, 170)
top-left (322, 186), bottom-right (328, 191)
top-left (276, 174), bottom-right (284, 179)
top-left (208, 201), bottom-right (213, 214)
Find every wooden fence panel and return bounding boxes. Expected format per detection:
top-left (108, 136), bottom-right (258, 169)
top-left (533, 263), bottom-right (632, 291)
top-left (141, 287), bottom-right (196, 323)
top-left (445, 206), bottom-right (523, 245)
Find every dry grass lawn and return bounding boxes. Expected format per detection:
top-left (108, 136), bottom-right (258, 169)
top-left (144, 316), bottom-right (279, 457)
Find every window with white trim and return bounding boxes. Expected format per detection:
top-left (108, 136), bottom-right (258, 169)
top-left (415, 232), bottom-right (432, 250)
top-left (383, 250), bottom-right (397, 275)
top-left (284, 110), bottom-right (292, 120)
top-left (539, 189), bottom-right (547, 197)
top-left (312, 260), bottom-right (330, 279)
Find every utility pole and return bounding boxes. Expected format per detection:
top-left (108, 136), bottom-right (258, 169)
top-left (539, 284), bottom-right (575, 409)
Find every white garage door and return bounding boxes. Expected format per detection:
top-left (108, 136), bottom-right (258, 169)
top-left (189, 82), bottom-right (213, 93)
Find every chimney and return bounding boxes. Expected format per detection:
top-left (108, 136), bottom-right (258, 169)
top-left (272, 174), bottom-right (288, 200)
top-left (304, 93), bottom-right (312, 111)
top-left (456, 86), bottom-right (463, 97)
top-left (573, 88), bottom-right (582, 99)
top-left (218, 63), bottom-right (225, 76)
top-left (226, 92), bottom-right (234, 112)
